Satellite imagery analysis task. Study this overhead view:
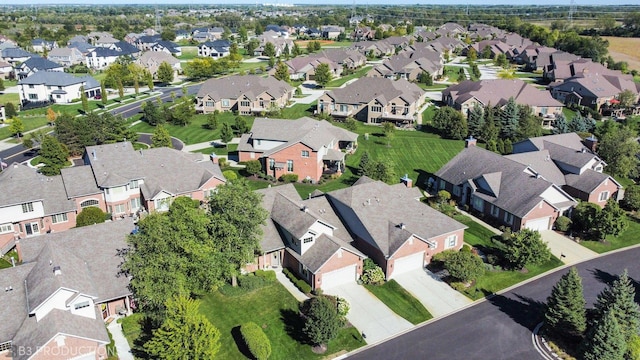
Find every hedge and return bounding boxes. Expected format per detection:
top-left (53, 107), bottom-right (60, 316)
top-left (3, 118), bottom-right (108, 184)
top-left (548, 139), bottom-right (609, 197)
top-left (240, 322), bottom-right (272, 360)
top-left (283, 268), bottom-right (312, 294)
top-left (280, 174), bottom-right (298, 183)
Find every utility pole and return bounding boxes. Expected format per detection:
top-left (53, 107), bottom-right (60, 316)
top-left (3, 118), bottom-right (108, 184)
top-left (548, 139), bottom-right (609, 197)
top-left (569, 0), bottom-right (577, 27)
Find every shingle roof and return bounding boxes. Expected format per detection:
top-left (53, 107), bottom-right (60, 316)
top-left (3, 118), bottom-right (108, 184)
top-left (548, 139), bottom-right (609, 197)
top-left (443, 79), bottom-right (564, 108)
top-left (22, 56), bottom-right (62, 71)
top-left (0, 263), bottom-right (36, 343)
top-left (18, 70), bottom-right (98, 88)
top-left (257, 184), bottom-right (301, 252)
top-left (327, 178), bottom-right (466, 257)
top-left (60, 166), bottom-right (102, 197)
top-left (2, 47), bottom-right (34, 58)
top-left (505, 150), bottom-right (567, 186)
top-left (197, 75), bottom-right (293, 102)
top-left (286, 233), bottom-right (365, 273)
top-left (324, 77), bottom-right (424, 106)
top-left (565, 169), bottom-right (615, 194)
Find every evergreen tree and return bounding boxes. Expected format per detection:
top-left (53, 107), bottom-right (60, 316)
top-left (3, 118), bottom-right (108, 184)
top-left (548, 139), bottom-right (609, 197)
top-left (263, 42), bottom-right (276, 57)
top-left (80, 86), bottom-right (89, 113)
top-left (595, 198), bottom-right (628, 240)
top-left (151, 125), bottom-right (172, 148)
top-left (358, 151), bottom-right (371, 176)
top-left (39, 136), bottom-right (70, 176)
top-left (234, 116), bottom-right (249, 134)
top-left (467, 104), bottom-right (484, 138)
top-left (581, 310), bottom-right (626, 360)
top-left (100, 81), bottom-right (107, 105)
top-left (274, 61), bottom-right (290, 82)
top-left (220, 123), bottom-right (233, 145)
top-left (544, 267), bottom-right (587, 339)
top-left (499, 97), bottom-right (519, 139)
top-left (486, 139), bottom-right (497, 152)
top-left (496, 138), bottom-right (505, 154)
top-left (480, 105), bottom-right (498, 142)
top-left (553, 113), bottom-right (569, 134)
top-left (568, 113), bottom-right (589, 133)
top-left (503, 138), bottom-right (513, 154)
top-left (516, 105), bottom-right (542, 140)
top-left (593, 270), bottom-right (640, 347)
top-left (206, 111), bottom-right (219, 130)
top-left (292, 42), bottom-right (301, 57)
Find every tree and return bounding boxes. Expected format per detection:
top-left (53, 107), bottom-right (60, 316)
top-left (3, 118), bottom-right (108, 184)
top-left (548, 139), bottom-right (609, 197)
top-left (598, 125), bottom-right (640, 178)
top-left (240, 322), bottom-right (271, 360)
top-left (157, 61), bottom-right (174, 85)
top-left (151, 125), bottom-right (172, 148)
top-left (246, 39), bottom-right (260, 57)
top-left (160, 29), bottom-right (176, 41)
top-left (544, 267), bottom-right (587, 339)
top-left (171, 96), bottom-right (195, 126)
top-left (46, 107), bottom-right (57, 125)
top-left (466, 47), bottom-right (477, 62)
top-left (595, 199), bottom-right (628, 240)
top-left (76, 207), bottom-right (107, 227)
top-left (145, 69), bottom-right (154, 91)
top-left (581, 310), bottom-right (626, 360)
top-left (209, 180), bottom-right (268, 286)
top-left (444, 251), bottom-right (484, 283)
top-left (618, 89), bottom-right (636, 109)
top-left (516, 106), bottom-right (542, 140)
top-left (100, 81), bottom-right (107, 105)
top-left (568, 113), bottom-right (590, 133)
top-left (572, 201), bottom-right (601, 234)
top-left (263, 42), bottom-right (276, 58)
top-left (481, 45), bottom-right (492, 59)
top-left (366, 160), bottom-right (396, 184)
top-left (418, 71), bottom-right (433, 85)
top-left (495, 53), bottom-right (509, 68)
top-left (234, 116), bottom-right (249, 135)
top-left (245, 160), bottom-right (262, 176)
top-left (467, 104), bottom-right (484, 138)
top-left (9, 118), bottom-right (24, 139)
top-left (301, 296), bottom-right (344, 349)
top-left (480, 105), bottom-right (498, 142)
top-left (552, 113), bottom-right (569, 134)
top-left (145, 295), bottom-right (221, 360)
top-left (622, 185), bottom-right (640, 211)
top-left (292, 42), bottom-right (301, 57)
top-left (39, 136), bottom-right (70, 176)
top-left (0, 78), bottom-right (5, 92)
top-left (80, 86), bottom-right (89, 113)
top-left (142, 100), bottom-right (163, 126)
top-left (206, 111), bottom-right (219, 130)
top-left (254, 23), bottom-right (264, 35)
top-left (592, 270), bottom-right (640, 350)
top-left (238, 26), bottom-right (248, 42)
top-left (358, 151), bottom-right (371, 176)
top-left (502, 229), bottom-right (551, 270)
top-left (499, 97), bottom-right (519, 139)
top-left (314, 63), bottom-right (332, 88)
top-left (4, 102), bottom-right (17, 118)
top-left (220, 123), bottom-right (233, 145)
top-left (432, 107), bottom-right (467, 140)
top-left (382, 121), bottom-right (395, 143)
top-left (273, 61), bottom-right (290, 82)
top-left (344, 117), bottom-right (358, 131)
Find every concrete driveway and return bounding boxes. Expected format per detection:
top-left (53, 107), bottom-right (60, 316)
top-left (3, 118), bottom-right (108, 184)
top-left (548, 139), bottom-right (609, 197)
top-left (540, 230), bottom-right (598, 265)
top-left (393, 269), bottom-right (473, 317)
top-left (324, 283), bottom-right (413, 344)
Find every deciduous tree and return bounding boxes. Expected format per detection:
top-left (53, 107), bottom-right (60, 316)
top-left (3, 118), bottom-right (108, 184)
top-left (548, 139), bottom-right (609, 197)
top-left (444, 251), bottom-right (484, 283)
top-left (9, 118), bottom-right (23, 139)
top-left (595, 199), bottom-right (628, 240)
top-left (502, 229), bottom-right (551, 270)
top-left (157, 61), bottom-right (174, 85)
top-left (597, 125), bottom-right (640, 178)
top-left (301, 296), bottom-right (344, 349)
top-left (263, 42), bottom-right (276, 57)
top-left (151, 125), bottom-right (172, 148)
top-left (274, 61), bottom-right (290, 82)
top-left (220, 123), bottom-right (233, 144)
top-left (80, 86), bottom-right (89, 113)
top-left (38, 135), bottom-right (70, 176)
top-left (314, 63), bottom-right (332, 88)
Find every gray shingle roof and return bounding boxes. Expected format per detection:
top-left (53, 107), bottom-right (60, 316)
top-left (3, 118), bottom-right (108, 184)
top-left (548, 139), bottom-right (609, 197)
top-left (514, 133), bottom-right (586, 153)
top-left (197, 75), bottom-right (293, 101)
top-left (18, 70), bottom-right (99, 88)
top-left (22, 56), bottom-right (63, 71)
top-left (505, 150), bottom-right (567, 186)
top-left (2, 47), bottom-right (34, 58)
top-left (565, 170), bottom-right (615, 194)
top-left (327, 178), bottom-right (466, 257)
top-left (60, 166), bottom-right (102, 198)
top-left (0, 263), bottom-right (36, 343)
top-left (443, 79), bottom-right (564, 108)
top-left (271, 192), bottom-right (323, 239)
top-left (285, 233), bottom-right (365, 273)
top-left (257, 184), bottom-right (302, 252)
top-left (324, 77), bottom-right (424, 106)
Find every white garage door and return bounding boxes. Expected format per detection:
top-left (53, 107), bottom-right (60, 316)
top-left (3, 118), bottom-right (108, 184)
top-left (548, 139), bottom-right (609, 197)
top-left (391, 252), bottom-right (425, 278)
top-left (525, 217), bottom-right (551, 232)
top-left (322, 265), bottom-right (357, 289)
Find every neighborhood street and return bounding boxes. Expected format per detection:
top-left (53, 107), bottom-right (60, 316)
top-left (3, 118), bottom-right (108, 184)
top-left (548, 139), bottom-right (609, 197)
top-left (347, 246), bottom-right (640, 360)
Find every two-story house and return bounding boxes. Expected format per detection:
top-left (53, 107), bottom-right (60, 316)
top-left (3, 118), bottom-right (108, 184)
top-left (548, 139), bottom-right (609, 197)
top-left (135, 51), bottom-right (181, 79)
top-left (237, 117), bottom-right (358, 183)
top-left (197, 40), bottom-right (231, 58)
top-left (47, 47), bottom-right (85, 67)
top-left (16, 57), bottom-right (64, 79)
top-left (18, 71), bottom-right (100, 105)
top-left (196, 75), bottom-right (293, 115)
top-left (318, 77), bottom-right (426, 125)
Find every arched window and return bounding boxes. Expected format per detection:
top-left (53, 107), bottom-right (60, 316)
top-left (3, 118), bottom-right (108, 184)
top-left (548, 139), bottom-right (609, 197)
top-left (80, 199), bottom-right (100, 208)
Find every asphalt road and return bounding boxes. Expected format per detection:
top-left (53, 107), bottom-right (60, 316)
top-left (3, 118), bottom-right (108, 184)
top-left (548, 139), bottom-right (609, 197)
top-left (348, 247), bottom-right (640, 360)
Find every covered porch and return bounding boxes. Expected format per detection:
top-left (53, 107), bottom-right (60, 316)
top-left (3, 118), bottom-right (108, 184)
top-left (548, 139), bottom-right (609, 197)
top-left (323, 149), bottom-right (346, 175)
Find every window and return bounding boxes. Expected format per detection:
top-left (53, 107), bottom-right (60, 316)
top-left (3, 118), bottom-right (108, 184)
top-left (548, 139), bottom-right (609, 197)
top-left (490, 204), bottom-right (500, 217)
top-left (472, 196), bottom-right (483, 211)
top-left (287, 160), bottom-right (293, 172)
top-left (56, 95), bottom-right (61, 99)
top-left (21, 202), bottom-right (34, 213)
top-left (28, 94), bottom-right (37, 100)
top-left (0, 224), bottom-right (12, 234)
top-left (301, 150), bottom-right (309, 158)
top-left (504, 212), bottom-right (514, 225)
top-left (221, 99), bottom-right (230, 107)
top-left (205, 101), bottom-right (214, 107)
top-left (599, 191), bottom-right (609, 202)
top-left (303, 237), bottom-right (313, 243)
top-left (28, 84), bottom-right (34, 89)
top-left (111, 203), bottom-right (126, 214)
top-left (269, 159), bottom-right (275, 170)
top-left (340, 104), bottom-right (348, 112)
top-left (0, 341), bottom-right (11, 352)
top-left (130, 197), bottom-right (141, 210)
top-left (51, 213), bottom-right (68, 224)
top-left (129, 180), bottom-right (139, 189)
top-left (240, 100), bottom-right (250, 107)
top-left (453, 186), bottom-right (461, 197)
top-left (80, 199), bottom-right (99, 208)
top-left (371, 105), bottom-right (382, 112)
top-left (74, 301), bottom-right (90, 310)
top-left (445, 234), bottom-right (458, 249)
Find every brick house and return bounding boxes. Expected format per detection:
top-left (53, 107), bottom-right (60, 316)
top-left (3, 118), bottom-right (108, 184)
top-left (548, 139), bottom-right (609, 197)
top-left (237, 117), bottom-right (358, 183)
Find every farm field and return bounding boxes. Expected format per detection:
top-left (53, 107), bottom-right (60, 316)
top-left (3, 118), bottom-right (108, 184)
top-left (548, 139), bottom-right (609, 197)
top-left (602, 36), bottom-right (640, 72)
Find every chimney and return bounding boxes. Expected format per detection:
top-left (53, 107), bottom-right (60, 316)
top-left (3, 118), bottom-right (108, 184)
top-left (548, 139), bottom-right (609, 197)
top-left (398, 222), bottom-right (406, 229)
top-left (210, 153), bottom-right (219, 164)
top-left (400, 174), bottom-right (413, 188)
top-left (584, 136), bottom-right (598, 152)
top-left (301, 205), bottom-right (308, 213)
top-left (14, 239), bottom-right (23, 263)
top-left (92, 150), bottom-right (97, 160)
top-left (53, 266), bottom-right (62, 276)
top-left (465, 135), bottom-right (477, 148)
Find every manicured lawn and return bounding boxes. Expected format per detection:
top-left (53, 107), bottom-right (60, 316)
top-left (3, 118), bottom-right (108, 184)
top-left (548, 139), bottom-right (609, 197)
top-left (562, 108), bottom-right (577, 121)
top-left (194, 144), bottom-right (238, 156)
top-left (199, 282), bottom-right (364, 360)
top-left (364, 280), bottom-right (432, 325)
top-left (19, 93), bottom-right (154, 118)
top-left (326, 66), bottom-right (372, 88)
top-left (452, 214), bottom-right (563, 300)
top-left (236, 61), bottom-right (269, 74)
top-left (280, 102), bottom-right (316, 119)
top-left (0, 258), bottom-right (12, 269)
top-left (119, 312), bottom-right (144, 349)
top-left (0, 92), bottom-right (19, 105)
top-left (0, 116), bottom-right (49, 140)
top-left (580, 215), bottom-right (640, 253)
top-left (130, 113), bottom-right (253, 145)
top-left (177, 46), bottom-right (198, 60)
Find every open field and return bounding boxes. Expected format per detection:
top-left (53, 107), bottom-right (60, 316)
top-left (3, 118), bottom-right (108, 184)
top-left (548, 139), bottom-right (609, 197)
top-left (602, 36), bottom-right (640, 72)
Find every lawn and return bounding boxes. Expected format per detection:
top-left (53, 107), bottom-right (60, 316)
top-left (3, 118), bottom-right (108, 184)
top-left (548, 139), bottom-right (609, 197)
top-left (0, 258), bottom-right (11, 269)
top-left (177, 46), bottom-right (198, 60)
top-left (452, 213), bottom-right (563, 300)
top-left (19, 93), bottom-right (154, 118)
top-left (199, 282), bottom-right (364, 360)
top-left (0, 116), bottom-right (49, 140)
top-left (325, 66), bottom-right (372, 88)
top-left (280, 102), bottom-right (316, 119)
top-left (194, 143), bottom-right (238, 156)
top-left (364, 280), bottom-right (432, 325)
top-left (580, 215), bottom-right (640, 253)
top-left (0, 92), bottom-right (19, 105)
top-left (130, 112), bottom-right (253, 145)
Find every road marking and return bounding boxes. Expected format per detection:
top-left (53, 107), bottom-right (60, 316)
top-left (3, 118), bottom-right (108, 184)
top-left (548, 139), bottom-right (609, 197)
top-left (532, 322), bottom-right (554, 360)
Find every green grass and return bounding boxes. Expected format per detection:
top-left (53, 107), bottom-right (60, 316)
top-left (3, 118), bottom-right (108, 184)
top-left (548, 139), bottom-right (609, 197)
top-left (130, 113), bottom-right (253, 145)
top-left (236, 61), bottom-right (269, 74)
top-left (199, 282), bottom-right (364, 359)
top-left (19, 93), bottom-right (154, 118)
top-left (194, 144), bottom-right (238, 155)
top-left (421, 106), bottom-right (437, 124)
top-left (177, 46), bottom-right (198, 60)
top-left (0, 116), bottom-right (49, 140)
top-left (452, 213), bottom-right (563, 300)
top-left (119, 312), bottom-right (144, 349)
top-left (326, 66), bottom-right (372, 88)
top-left (30, 156), bottom-right (43, 166)
top-left (364, 280), bottom-right (432, 325)
top-left (562, 108), bottom-right (577, 121)
top-left (580, 215), bottom-right (640, 253)
top-left (0, 258), bottom-right (12, 269)
top-left (0, 92), bottom-right (19, 105)
top-left (280, 102), bottom-right (316, 119)
top-left (106, 326), bottom-right (118, 360)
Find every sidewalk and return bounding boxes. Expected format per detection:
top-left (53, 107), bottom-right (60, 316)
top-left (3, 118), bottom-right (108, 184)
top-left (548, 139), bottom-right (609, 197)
top-left (107, 317), bottom-right (134, 360)
top-left (274, 268), bottom-right (309, 302)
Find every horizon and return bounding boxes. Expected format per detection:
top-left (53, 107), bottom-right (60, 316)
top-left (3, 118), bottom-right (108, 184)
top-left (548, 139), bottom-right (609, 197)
top-left (5, 1), bottom-right (640, 6)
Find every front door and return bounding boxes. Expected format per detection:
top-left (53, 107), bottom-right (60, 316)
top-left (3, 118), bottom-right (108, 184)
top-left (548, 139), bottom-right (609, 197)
top-left (271, 252), bottom-right (280, 267)
top-left (25, 222), bottom-right (39, 236)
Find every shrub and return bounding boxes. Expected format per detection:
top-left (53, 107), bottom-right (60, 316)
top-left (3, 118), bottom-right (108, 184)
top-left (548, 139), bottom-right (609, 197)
top-left (450, 282), bottom-right (467, 292)
top-left (280, 174), bottom-right (298, 183)
top-left (554, 216), bottom-right (572, 232)
top-left (238, 274), bottom-right (270, 291)
top-left (218, 158), bottom-right (228, 168)
top-left (462, 244), bottom-right (472, 252)
top-left (283, 268), bottom-right (312, 293)
top-left (363, 258), bottom-right (378, 271)
top-left (437, 190), bottom-right (451, 204)
top-left (240, 322), bottom-right (272, 360)
top-left (223, 170), bottom-right (238, 180)
top-left (336, 297), bottom-right (350, 318)
top-left (245, 160), bottom-right (262, 176)
top-left (254, 269), bottom-right (276, 281)
top-left (76, 207), bottom-right (107, 227)
top-left (443, 250), bottom-right (485, 283)
top-left (361, 267), bottom-right (385, 285)
top-left (432, 249), bottom-right (456, 267)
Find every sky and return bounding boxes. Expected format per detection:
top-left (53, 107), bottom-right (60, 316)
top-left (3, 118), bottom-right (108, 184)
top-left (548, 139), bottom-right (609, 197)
top-left (11, 0), bottom-right (640, 5)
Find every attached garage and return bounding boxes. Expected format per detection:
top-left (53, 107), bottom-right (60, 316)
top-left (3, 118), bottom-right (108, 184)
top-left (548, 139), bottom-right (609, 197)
top-left (390, 251), bottom-right (425, 278)
top-left (321, 265), bottom-right (357, 289)
top-left (525, 217), bottom-right (551, 232)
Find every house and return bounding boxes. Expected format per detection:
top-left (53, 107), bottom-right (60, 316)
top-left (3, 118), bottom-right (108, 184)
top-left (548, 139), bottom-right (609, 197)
top-left (541, 51), bottom-right (582, 82)
top-left (16, 57), bottom-right (64, 79)
top-left (18, 71), bottom-right (100, 105)
top-left (84, 47), bottom-right (129, 70)
top-left (149, 40), bottom-right (182, 57)
top-left (0, 219), bottom-right (135, 360)
top-left (351, 26), bottom-right (375, 42)
top-left (196, 75), bottom-right (293, 115)
top-left (237, 117), bottom-right (358, 183)
top-left (30, 38), bottom-right (57, 53)
top-left (0, 105), bottom-right (5, 122)
top-left (435, 141), bottom-right (578, 232)
top-left (134, 35), bottom-right (162, 51)
top-left (197, 40), bottom-right (231, 58)
top-left (321, 26), bottom-right (344, 39)
top-left (350, 40), bottom-right (394, 58)
top-left (253, 184), bottom-right (367, 291)
top-left (135, 51), bottom-right (181, 79)
top-left (367, 47), bottom-right (443, 82)
top-left (318, 77), bottom-right (426, 124)
top-left (272, 55), bottom-right (341, 81)
top-left (510, 133), bottom-right (623, 207)
top-left (436, 22), bottom-right (466, 37)
top-left (91, 34), bottom-right (119, 48)
top-left (47, 47), bottom-right (85, 67)
top-left (254, 32), bottom-right (294, 57)
top-left (442, 79), bottom-right (564, 119)
top-left (0, 60), bottom-right (13, 79)
top-left (1, 47), bottom-right (36, 65)
top-left (68, 41), bottom-right (95, 56)
top-left (319, 48), bottom-right (366, 69)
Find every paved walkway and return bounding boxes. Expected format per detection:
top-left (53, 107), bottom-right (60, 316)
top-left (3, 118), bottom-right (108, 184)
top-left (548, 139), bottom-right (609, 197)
top-left (540, 230), bottom-right (598, 265)
top-left (393, 269), bottom-right (473, 317)
top-left (324, 283), bottom-right (413, 345)
top-left (274, 268), bottom-right (309, 302)
top-left (107, 317), bottom-right (134, 360)
top-left (456, 208), bottom-right (502, 235)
